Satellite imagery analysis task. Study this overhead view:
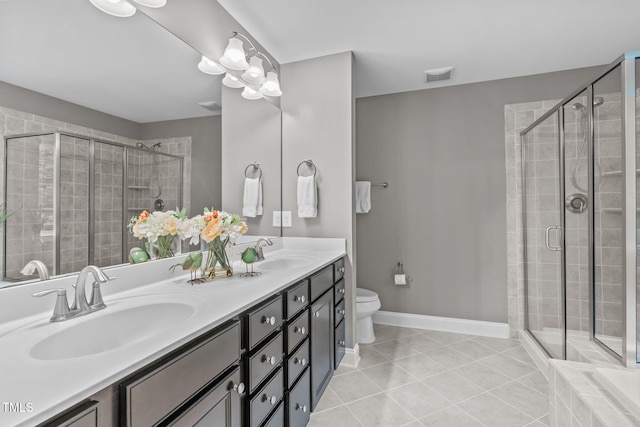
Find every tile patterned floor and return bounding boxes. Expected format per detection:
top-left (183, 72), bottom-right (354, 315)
top-left (309, 325), bottom-right (549, 427)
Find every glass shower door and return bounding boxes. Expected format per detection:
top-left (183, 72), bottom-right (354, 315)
top-left (523, 111), bottom-right (565, 358)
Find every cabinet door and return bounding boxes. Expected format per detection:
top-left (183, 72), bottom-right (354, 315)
top-left (310, 290), bottom-right (334, 410)
top-left (168, 367), bottom-right (242, 427)
top-left (43, 401), bottom-right (98, 427)
top-left (335, 318), bottom-right (346, 369)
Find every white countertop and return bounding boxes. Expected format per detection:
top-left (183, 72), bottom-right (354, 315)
top-left (0, 237), bottom-right (346, 426)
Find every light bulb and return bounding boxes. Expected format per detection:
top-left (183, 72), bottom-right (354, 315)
top-left (220, 37), bottom-right (249, 71)
top-left (198, 56), bottom-right (225, 75)
top-left (259, 71), bottom-right (282, 97)
top-left (241, 86), bottom-right (263, 100)
top-left (241, 56), bottom-right (265, 85)
top-left (89, 0), bottom-right (136, 17)
top-left (222, 73), bottom-right (244, 89)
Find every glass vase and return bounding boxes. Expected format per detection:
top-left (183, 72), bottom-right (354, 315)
top-left (202, 236), bottom-right (233, 279)
top-left (146, 235), bottom-right (177, 260)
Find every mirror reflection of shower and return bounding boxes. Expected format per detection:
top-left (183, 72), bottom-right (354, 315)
top-left (135, 142), bottom-right (162, 200)
top-left (570, 96), bottom-right (604, 193)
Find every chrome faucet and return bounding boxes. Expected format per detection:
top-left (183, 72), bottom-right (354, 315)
top-left (254, 238), bottom-right (273, 262)
top-left (21, 260), bottom-right (50, 281)
top-left (33, 265), bottom-right (113, 322)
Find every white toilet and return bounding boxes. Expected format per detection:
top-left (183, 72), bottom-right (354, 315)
top-left (356, 288), bottom-right (382, 344)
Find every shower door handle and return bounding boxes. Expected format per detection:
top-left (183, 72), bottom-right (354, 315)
top-left (545, 226), bottom-right (562, 251)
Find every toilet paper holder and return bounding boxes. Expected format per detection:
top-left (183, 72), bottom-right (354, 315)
top-left (394, 262), bottom-right (407, 286)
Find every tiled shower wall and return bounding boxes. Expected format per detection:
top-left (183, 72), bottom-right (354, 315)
top-left (505, 92), bottom-right (626, 349)
top-left (0, 105), bottom-right (191, 281)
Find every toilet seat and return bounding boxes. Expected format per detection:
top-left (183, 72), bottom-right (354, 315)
top-left (356, 288), bottom-right (379, 303)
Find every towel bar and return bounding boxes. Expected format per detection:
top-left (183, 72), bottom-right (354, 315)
top-left (297, 159), bottom-right (317, 177)
top-left (245, 162), bottom-right (262, 179)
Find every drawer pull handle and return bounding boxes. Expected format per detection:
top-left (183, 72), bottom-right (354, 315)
top-left (294, 326), bottom-right (306, 335)
top-left (337, 267), bottom-right (345, 273)
top-left (314, 311), bottom-right (320, 318)
top-left (338, 340), bottom-right (345, 346)
top-left (337, 309), bottom-right (345, 315)
top-left (295, 403), bottom-right (308, 413)
top-left (338, 288), bottom-right (345, 294)
top-left (262, 355), bottom-right (277, 365)
top-left (262, 316), bottom-right (277, 326)
top-left (232, 382), bottom-right (245, 395)
top-left (263, 395), bottom-right (277, 405)
top-left (294, 295), bottom-right (306, 303)
top-left (294, 357), bottom-right (307, 366)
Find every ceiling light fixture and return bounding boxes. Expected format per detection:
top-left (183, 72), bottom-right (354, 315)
top-left (215, 32), bottom-right (282, 100)
top-left (133, 0), bottom-right (166, 7)
top-left (89, 0), bottom-right (137, 17)
top-left (198, 55), bottom-right (225, 75)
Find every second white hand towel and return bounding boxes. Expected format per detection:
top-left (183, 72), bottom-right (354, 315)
top-left (242, 177), bottom-right (262, 217)
top-left (297, 175), bottom-right (317, 218)
top-left (355, 181), bottom-right (371, 214)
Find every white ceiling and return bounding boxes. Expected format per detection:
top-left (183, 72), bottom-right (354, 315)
top-left (0, 0), bottom-right (222, 123)
top-left (218, 0), bottom-right (640, 98)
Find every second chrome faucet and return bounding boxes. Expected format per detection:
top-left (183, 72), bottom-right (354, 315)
top-left (33, 265), bottom-right (113, 322)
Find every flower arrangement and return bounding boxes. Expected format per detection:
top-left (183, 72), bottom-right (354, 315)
top-left (128, 208), bottom-right (187, 259)
top-left (194, 209), bottom-right (247, 278)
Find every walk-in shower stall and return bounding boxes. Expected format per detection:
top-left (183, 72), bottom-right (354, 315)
top-left (3, 131), bottom-right (183, 281)
top-left (521, 51), bottom-right (640, 366)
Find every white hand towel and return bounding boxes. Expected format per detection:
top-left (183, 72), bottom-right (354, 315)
top-left (355, 181), bottom-right (371, 214)
top-left (242, 177), bottom-right (263, 217)
top-left (297, 175), bottom-right (317, 218)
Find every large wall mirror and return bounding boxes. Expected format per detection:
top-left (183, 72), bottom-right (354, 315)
top-left (0, 0), bottom-right (282, 287)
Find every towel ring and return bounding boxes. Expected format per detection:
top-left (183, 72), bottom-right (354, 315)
top-left (244, 162), bottom-right (262, 179)
top-left (296, 159), bottom-right (316, 177)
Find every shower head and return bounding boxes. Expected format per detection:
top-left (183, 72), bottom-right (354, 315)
top-left (135, 142), bottom-right (161, 150)
top-left (572, 97), bottom-right (605, 111)
top-left (135, 142), bottom-right (148, 149)
top-left (572, 102), bottom-right (585, 110)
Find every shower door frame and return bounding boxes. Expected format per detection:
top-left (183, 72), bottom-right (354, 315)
top-left (3, 131), bottom-right (184, 279)
top-left (521, 50), bottom-right (639, 367)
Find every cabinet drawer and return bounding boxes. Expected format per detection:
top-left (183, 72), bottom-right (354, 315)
top-left (335, 319), bottom-right (346, 369)
top-left (287, 339), bottom-right (309, 389)
top-left (261, 402), bottom-right (284, 427)
top-left (247, 296), bottom-right (283, 351)
top-left (334, 298), bottom-right (346, 327)
top-left (286, 309), bottom-right (309, 354)
top-left (310, 265), bottom-right (333, 302)
top-left (288, 369), bottom-right (311, 427)
top-left (122, 322), bottom-right (240, 427)
top-left (168, 367), bottom-right (241, 427)
top-left (285, 280), bottom-right (309, 320)
top-left (250, 368), bottom-right (284, 427)
top-left (44, 400), bottom-right (98, 427)
top-left (249, 333), bottom-right (283, 394)
top-left (334, 258), bottom-right (345, 283)
top-left (334, 278), bottom-right (345, 305)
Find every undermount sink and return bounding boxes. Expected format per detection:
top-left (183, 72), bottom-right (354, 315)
top-left (258, 256), bottom-right (316, 271)
top-left (30, 302), bottom-right (194, 361)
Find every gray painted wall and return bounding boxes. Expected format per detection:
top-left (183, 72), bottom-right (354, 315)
top-left (0, 80), bottom-right (139, 138)
top-left (356, 65), bottom-right (605, 324)
top-left (139, 115), bottom-right (222, 215)
top-left (281, 52), bottom-right (356, 347)
top-left (221, 86), bottom-right (281, 237)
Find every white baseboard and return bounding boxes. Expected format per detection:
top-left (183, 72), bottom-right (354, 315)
top-left (519, 329), bottom-right (549, 377)
top-left (341, 344), bottom-right (360, 368)
top-left (372, 310), bottom-right (509, 339)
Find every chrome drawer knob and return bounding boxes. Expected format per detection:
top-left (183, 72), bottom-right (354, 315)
top-left (262, 316), bottom-right (276, 325)
top-left (338, 340), bottom-right (345, 346)
top-left (314, 311), bottom-right (320, 318)
top-left (295, 403), bottom-right (308, 413)
top-left (338, 267), bottom-right (345, 273)
top-left (339, 288), bottom-right (345, 294)
top-left (295, 326), bottom-right (306, 335)
top-left (294, 295), bottom-right (306, 303)
top-left (337, 309), bottom-right (345, 315)
top-left (262, 355), bottom-right (277, 365)
top-left (263, 395), bottom-right (277, 405)
top-left (232, 382), bottom-right (245, 395)
top-left (294, 357), bottom-right (307, 366)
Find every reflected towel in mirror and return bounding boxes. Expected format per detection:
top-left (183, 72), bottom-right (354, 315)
top-left (297, 175), bottom-right (317, 218)
top-left (242, 177), bottom-right (263, 217)
top-left (356, 181), bottom-right (371, 214)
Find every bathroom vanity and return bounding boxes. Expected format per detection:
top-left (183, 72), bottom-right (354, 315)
top-left (0, 238), bottom-right (347, 427)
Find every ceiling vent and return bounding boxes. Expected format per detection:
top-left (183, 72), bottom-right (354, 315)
top-left (424, 66), bottom-right (454, 83)
top-left (198, 101), bottom-right (221, 111)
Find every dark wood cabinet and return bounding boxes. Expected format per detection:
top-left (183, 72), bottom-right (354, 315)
top-left (41, 401), bottom-right (98, 427)
top-left (310, 289), bottom-right (334, 410)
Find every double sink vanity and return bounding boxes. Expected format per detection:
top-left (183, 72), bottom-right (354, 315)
top-left (0, 237), bottom-right (347, 427)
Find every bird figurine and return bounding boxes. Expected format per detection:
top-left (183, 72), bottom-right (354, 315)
top-left (170, 252), bottom-right (204, 283)
top-left (128, 247), bottom-right (149, 264)
top-left (240, 247), bottom-right (261, 277)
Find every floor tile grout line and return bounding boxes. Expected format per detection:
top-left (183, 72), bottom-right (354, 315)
top-left (453, 403), bottom-right (491, 427)
top-left (486, 387), bottom-right (542, 422)
top-left (382, 389), bottom-right (423, 424)
top-left (342, 404), bottom-right (366, 427)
